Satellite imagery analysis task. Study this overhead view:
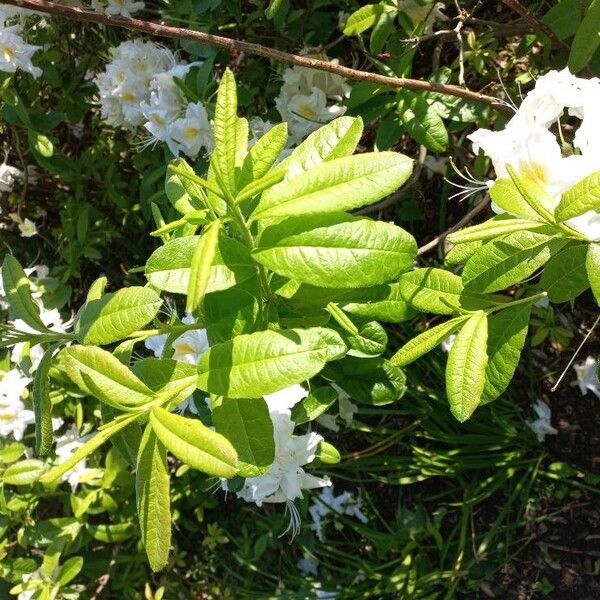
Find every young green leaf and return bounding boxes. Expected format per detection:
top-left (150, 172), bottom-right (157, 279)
top-left (346, 321), bottom-right (388, 358)
top-left (506, 165), bottom-right (555, 223)
top-left (75, 287), bottom-right (162, 345)
top-left (235, 169), bottom-right (286, 205)
top-left (85, 276), bottom-right (107, 302)
top-left (1, 255), bottom-right (49, 333)
top-left (166, 158), bottom-right (224, 215)
top-left (145, 234), bottom-right (255, 296)
top-left (100, 403), bottom-right (142, 467)
top-left (446, 312), bottom-right (489, 422)
top-left (291, 387), bottom-right (338, 424)
top-left (462, 230), bottom-right (568, 293)
top-left (136, 425), bottom-right (171, 572)
top-left (540, 244), bottom-right (590, 303)
top-left (212, 397), bottom-right (275, 477)
top-left (586, 243), bottom-right (600, 305)
top-left (397, 90), bottom-right (449, 152)
top-left (447, 215), bottom-right (548, 244)
top-left (186, 219), bottom-right (221, 314)
top-left (338, 284), bottom-right (416, 323)
top-left (343, 4), bottom-right (383, 35)
top-left (3, 459), bottom-right (48, 486)
top-left (481, 304), bottom-right (531, 404)
top-left (60, 346), bottom-right (155, 411)
top-left (32, 343), bottom-right (61, 457)
top-left (253, 214), bottom-right (417, 288)
top-left (149, 407), bottom-right (238, 478)
top-left (489, 179), bottom-right (542, 221)
top-left (212, 68), bottom-right (238, 198)
top-left (568, 0), bottom-right (600, 72)
top-left (251, 152), bottom-right (413, 220)
top-left (555, 169), bottom-right (600, 222)
top-left (197, 327), bottom-right (347, 397)
top-left (389, 315), bottom-right (470, 367)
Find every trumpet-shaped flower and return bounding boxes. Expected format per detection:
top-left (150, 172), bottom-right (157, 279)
top-left (54, 425), bottom-right (101, 491)
top-left (92, 0), bottom-right (145, 18)
top-left (468, 69), bottom-right (600, 240)
top-left (399, 1), bottom-right (447, 34)
top-left (0, 160), bottom-right (22, 192)
top-left (0, 369), bottom-right (34, 440)
top-left (309, 485), bottom-right (368, 541)
top-left (573, 356), bottom-right (600, 399)
top-left (169, 101), bottom-right (214, 157)
top-left (0, 23), bottom-right (41, 77)
top-left (144, 315), bottom-right (209, 364)
top-left (526, 400), bottom-right (558, 442)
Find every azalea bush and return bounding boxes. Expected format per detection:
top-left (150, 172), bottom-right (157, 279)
top-left (1, 0), bottom-right (600, 598)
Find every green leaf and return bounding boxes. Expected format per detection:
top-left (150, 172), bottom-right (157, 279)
top-left (338, 284), bottom-right (416, 323)
top-left (447, 215), bottom-right (548, 244)
top-left (291, 386), bottom-right (338, 424)
top-left (251, 152), bottom-right (413, 220)
top-left (276, 116), bottom-right (364, 179)
top-left (166, 158), bottom-right (212, 215)
top-left (253, 213), bottom-right (417, 288)
top-left (324, 357), bottom-right (406, 405)
top-left (100, 403), bottom-right (142, 467)
top-left (398, 268), bottom-right (493, 315)
top-left (555, 169), bottom-right (600, 222)
top-left (540, 244), bottom-right (590, 302)
top-left (315, 441), bottom-right (341, 464)
top-left (1, 255), bottom-right (49, 333)
top-left (266, 0), bottom-right (286, 19)
top-left (481, 304), bottom-right (531, 404)
top-left (489, 179), bottom-right (542, 221)
top-left (28, 131), bottom-right (53, 158)
top-left (370, 7), bottom-right (395, 54)
top-left (569, 0), bottom-right (600, 72)
top-left (186, 220), bottom-right (221, 314)
top-left (60, 346), bottom-right (155, 411)
top-left (86, 276), bottom-right (107, 302)
top-left (445, 239), bottom-right (483, 266)
top-left (343, 4), bottom-right (383, 35)
top-left (75, 287), bottom-right (162, 345)
top-left (204, 288), bottom-right (260, 343)
top-left (136, 425), bottom-right (171, 572)
top-left (212, 397), bottom-right (274, 477)
top-left (145, 234), bottom-right (255, 295)
top-left (212, 68), bottom-right (238, 198)
top-left (238, 122), bottom-right (288, 189)
top-left (41, 413), bottom-right (139, 485)
top-left (131, 359), bottom-right (197, 408)
top-left (55, 557), bottom-right (83, 586)
top-left (346, 321), bottom-right (388, 358)
top-left (197, 327), bottom-right (347, 398)
top-left (235, 169), bottom-right (286, 205)
top-left (586, 243), bottom-right (600, 304)
top-left (398, 90), bottom-right (449, 152)
top-left (389, 315), bottom-right (470, 367)
top-left (32, 343), bottom-right (60, 457)
top-left (85, 522), bottom-right (136, 543)
top-left (2, 459), bottom-right (47, 486)
top-left (150, 407), bottom-right (238, 477)
top-left (446, 312), bottom-right (488, 422)
top-left (462, 230), bottom-right (568, 293)
top-left (506, 165), bottom-right (555, 223)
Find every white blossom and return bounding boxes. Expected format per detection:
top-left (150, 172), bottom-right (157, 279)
top-left (168, 101), bottom-right (214, 157)
top-left (441, 333), bottom-right (456, 353)
top-left (573, 356), bottom-right (600, 399)
top-left (297, 555), bottom-right (319, 576)
top-left (468, 69), bottom-right (600, 240)
top-left (0, 23), bottom-right (41, 77)
top-left (399, 1), bottom-right (447, 34)
top-left (0, 369), bottom-right (34, 440)
top-left (18, 217), bottom-right (37, 238)
top-left (526, 400), bottom-right (558, 442)
top-left (54, 425), bottom-right (100, 491)
top-left (0, 160), bottom-right (22, 192)
top-left (144, 315), bottom-right (208, 364)
top-left (92, 0), bottom-right (145, 18)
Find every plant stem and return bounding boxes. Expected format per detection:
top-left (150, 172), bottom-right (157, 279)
top-left (1, 0), bottom-right (511, 114)
top-left (487, 291), bottom-right (547, 315)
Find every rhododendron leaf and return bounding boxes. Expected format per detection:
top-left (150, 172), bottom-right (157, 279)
top-left (481, 304), bottom-right (531, 405)
top-left (238, 122), bottom-right (288, 189)
top-left (315, 441), bottom-right (341, 464)
top-left (489, 179), bottom-right (542, 221)
top-left (343, 4), bottom-right (383, 35)
top-left (568, 0), bottom-right (600, 72)
top-left (204, 288), bottom-right (260, 343)
top-left (149, 407), bottom-right (238, 478)
top-left (145, 235), bottom-right (255, 295)
top-left (60, 346), bottom-right (155, 411)
top-left (85, 276), bottom-right (107, 302)
top-left (398, 268), bottom-right (494, 315)
top-left (100, 403), bottom-right (142, 467)
top-left (462, 231), bottom-right (568, 293)
top-left (136, 425), bottom-right (171, 573)
top-left (397, 90), bottom-right (449, 153)
top-left (1, 255), bottom-right (49, 333)
top-left (447, 215), bottom-right (549, 244)
top-left (251, 152), bottom-right (413, 220)
top-left (2, 459), bottom-right (48, 486)
top-left (32, 343), bottom-right (61, 457)
top-left (390, 315), bottom-right (470, 367)
top-left (540, 244), bottom-right (590, 303)
top-left (586, 243), bottom-right (600, 305)
top-left (253, 214), bottom-right (416, 288)
top-left (197, 327), bottom-right (347, 398)
top-left (446, 312), bottom-right (488, 422)
top-left (338, 284), bottom-right (416, 323)
top-left (235, 169), bottom-right (286, 205)
top-left (75, 287), bottom-right (162, 346)
top-left (212, 397), bottom-right (274, 477)
top-left (506, 165), bottom-right (555, 223)
top-left (555, 170), bottom-right (600, 222)
top-left (276, 116), bottom-right (364, 179)
top-left (212, 68), bottom-right (238, 198)
top-left (445, 240), bottom-right (483, 265)
top-left (166, 158), bottom-right (212, 215)
top-left (131, 359), bottom-right (197, 409)
top-left (186, 219), bottom-right (221, 315)
top-left (346, 321), bottom-right (388, 358)
top-left (291, 387), bottom-right (338, 424)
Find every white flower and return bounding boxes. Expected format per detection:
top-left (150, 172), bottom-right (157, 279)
top-left (316, 385), bottom-right (358, 432)
top-left (54, 425), bottom-right (100, 491)
top-left (526, 400), bottom-right (558, 442)
top-left (0, 160), bottom-right (22, 192)
top-left (399, 1), bottom-right (447, 34)
top-left (424, 155), bottom-right (447, 178)
top-left (0, 7), bottom-right (37, 23)
top-left (337, 11), bottom-right (349, 31)
top-left (16, 569), bottom-right (44, 600)
top-left (468, 69), bottom-right (600, 241)
top-left (297, 555), bottom-right (319, 576)
top-left (236, 385), bottom-right (330, 506)
top-left (573, 356), bottom-right (600, 399)
top-left (441, 333), bottom-right (456, 353)
top-left (145, 315), bottom-right (209, 364)
top-left (0, 369), bottom-right (34, 440)
top-left (18, 217), bottom-right (37, 238)
top-left (309, 485), bottom-right (368, 542)
top-left (0, 23), bottom-right (41, 77)
top-left (248, 117), bottom-right (275, 147)
top-left (169, 102), bottom-right (214, 157)
top-left (92, 0), bottom-right (145, 18)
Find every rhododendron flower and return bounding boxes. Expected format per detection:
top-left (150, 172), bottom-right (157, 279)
top-left (309, 485), bottom-right (368, 541)
top-left (18, 218), bottom-right (37, 238)
top-left (0, 23), bottom-right (41, 77)
top-left (468, 69), bottom-right (600, 240)
top-left (0, 160), bottom-right (22, 192)
top-left (91, 0), bottom-right (145, 18)
top-left (54, 425), bottom-right (101, 491)
top-left (0, 369), bottom-right (34, 440)
top-left (399, 1), bottom-right (447, 34)
top-left (169, 102), bottom-right (214, 157)
top-left (526, 400), bottom-right (557, 442)
top-left (573, 356), bottom-right (600, 399)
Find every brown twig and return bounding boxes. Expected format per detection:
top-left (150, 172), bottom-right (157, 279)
top-left (417, 195), bottom-right (490, 256)
top-left (501, 0), bottom-right (570, 53)
top-left (0, 0), bottom-right (511, 114)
